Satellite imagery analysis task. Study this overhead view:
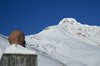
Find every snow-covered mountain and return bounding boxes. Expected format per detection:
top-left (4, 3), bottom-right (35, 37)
top-left (0, 18), bottom-right (100, 66)
top-left (59, 18), bottom-right (100, 46)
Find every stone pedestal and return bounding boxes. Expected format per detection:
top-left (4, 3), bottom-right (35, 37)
top-left (0, 53), bottom-right (37, 66)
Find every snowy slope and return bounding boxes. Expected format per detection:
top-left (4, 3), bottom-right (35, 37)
top-left (0, 34), bottom-right (10, 59)
top-left (0, 34), bottom-right (61, 66)
top-left (59, 18), bottom-right (100, 46)
top-left (0, 18), bottom-right (100, 66)
top-left (25, 18), bottom-right (100, 66)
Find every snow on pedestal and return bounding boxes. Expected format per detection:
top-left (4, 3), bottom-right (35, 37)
top-left (4, 44), bottom-right (36, 54)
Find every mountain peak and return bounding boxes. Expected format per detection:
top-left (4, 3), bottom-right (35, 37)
top-left (59, 18), bottom-right (79, 25)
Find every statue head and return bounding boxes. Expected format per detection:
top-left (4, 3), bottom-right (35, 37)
top-left (8, 30), bottom-right (26, 47)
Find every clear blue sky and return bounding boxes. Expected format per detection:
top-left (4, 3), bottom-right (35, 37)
top-left (0, 0), bottom-right (100, 36)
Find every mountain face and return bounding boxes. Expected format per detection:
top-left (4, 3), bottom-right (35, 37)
top-left (59, 18), bottom-right (100, 46)
top-left (0, 18), bottom-right (100, 66)
top-left (25, 18), bottom-right (100, 66)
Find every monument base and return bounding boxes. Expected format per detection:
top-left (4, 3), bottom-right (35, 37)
top-left (0, 53), bottom-right (37, 66)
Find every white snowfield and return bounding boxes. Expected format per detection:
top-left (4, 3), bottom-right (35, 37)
top-left (0, 18), bottom-right (100, 66)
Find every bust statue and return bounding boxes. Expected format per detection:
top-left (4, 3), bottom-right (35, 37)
top-left (8, 30), bottom-right (26, 47)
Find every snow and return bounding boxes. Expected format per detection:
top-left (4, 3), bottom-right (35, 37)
top-left (4, 44), bottom-right (61, 66)
top-left (0, 34), bottom-right (10, 51)
top-left (59, 18), bottom-right (77, 25)
top-left (0, 35), bottom-right (61, 66)
top-left (36, 51), bottom-right (61, 66)
top-left (4, 44), bottom-right (36, 54)
top-left (0, 48), bottom-right (3, 59)
top-left (0, 34), bottom-right (10, 59)
top-left (0, 18), bottom-right (100, 66)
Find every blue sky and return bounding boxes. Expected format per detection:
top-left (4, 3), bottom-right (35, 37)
top-left (0, 0), bottom-right (100, 36)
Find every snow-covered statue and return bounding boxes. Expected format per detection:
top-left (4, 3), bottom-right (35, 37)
top-left (8, 30), bottom-right (26, 47)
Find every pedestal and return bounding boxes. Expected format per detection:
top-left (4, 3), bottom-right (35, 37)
top-left (0, 53), bottom-right (37, 66)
